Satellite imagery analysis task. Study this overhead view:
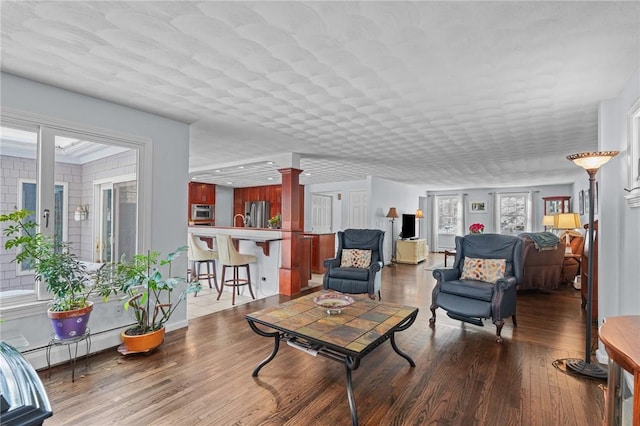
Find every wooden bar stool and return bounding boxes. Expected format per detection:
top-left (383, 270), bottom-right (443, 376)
top-left (187, 233), bottom-right (218, 296)
top-left (215, 234), bottom-right (257, 305)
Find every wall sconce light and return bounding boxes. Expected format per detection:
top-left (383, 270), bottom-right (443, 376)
top-left (74, 205), bottom-right (88, 222)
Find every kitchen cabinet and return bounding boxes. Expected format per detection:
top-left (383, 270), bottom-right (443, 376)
top-left (189, 182), bottom-right (215, 205)
top-left (305, 233), bottom-right (335, 274)
top-left (543, 196), bottom-right (571, 215)
top-left (234, 184), bottom-right (303, 228)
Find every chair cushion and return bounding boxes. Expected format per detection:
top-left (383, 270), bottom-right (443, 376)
top-left (329, 267), bottom-right (370, 281)
top-left (440, 279), bottom-right (495, 302)
top-left (340, 249), bottom-right (372, 268)
top-left (460, 257), bottom-right (506, 283)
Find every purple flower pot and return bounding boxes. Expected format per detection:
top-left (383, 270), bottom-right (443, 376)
top-left (47, 302), bottom-right (93, 340)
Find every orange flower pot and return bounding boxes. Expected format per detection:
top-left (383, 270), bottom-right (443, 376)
top-left (120, 327), bottom-right (165, 353)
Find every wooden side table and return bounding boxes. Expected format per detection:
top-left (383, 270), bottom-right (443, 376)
top-left (599, 316), bottom-right (640, 425)
top-left (443, 250), bottom-right (456, 267)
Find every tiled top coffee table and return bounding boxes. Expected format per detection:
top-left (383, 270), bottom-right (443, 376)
top-left (246, 291), bottom-right (419, 426)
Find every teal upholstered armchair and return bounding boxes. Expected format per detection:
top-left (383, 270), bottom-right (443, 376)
top-left (323, 229), bottom-right (385, 300)
top-left (430, 234), bottom-right (524, 343)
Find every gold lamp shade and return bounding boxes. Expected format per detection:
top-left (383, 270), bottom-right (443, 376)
top-left (567, 151), bottom-right (619, 172)
top-left (415, 209), bottom-right (424, 219)
top-left (386, 207), bottom-right (399, 218)
top-left (542, 215), bottom-right (555, 227)
top-left (554, 213), bottom-right (581, 230)
top-left (554, 213), bottom-right (581, 255)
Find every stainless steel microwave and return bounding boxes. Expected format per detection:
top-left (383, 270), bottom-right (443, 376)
top-left (191, 204), bottom-right (214, 220)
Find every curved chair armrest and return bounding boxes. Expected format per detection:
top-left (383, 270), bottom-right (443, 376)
top-left (323, 257), bottom-right (340, 268)
top-left (494, 276), bottom-right (518, 291)
top-left (369, 261), bottom-right (382, 273)
top-left (432, 268), bottom-right (460, 283)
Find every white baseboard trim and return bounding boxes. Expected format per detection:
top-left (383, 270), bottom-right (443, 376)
top-left (24, 319), bottom-right (190, 371)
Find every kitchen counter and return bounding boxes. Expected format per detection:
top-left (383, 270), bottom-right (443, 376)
top-left (188, 226), bottom-right (283, 299)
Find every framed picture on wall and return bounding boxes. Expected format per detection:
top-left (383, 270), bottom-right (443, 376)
top-left (579, 190), bottom-right (585, 215)
top-left (469, 201), bottom-right (487, 213)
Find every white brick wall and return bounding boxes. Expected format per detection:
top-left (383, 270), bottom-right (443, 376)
top-left (1, 149), bottom-right (136, 292)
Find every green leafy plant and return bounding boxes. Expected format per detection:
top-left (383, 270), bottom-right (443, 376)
top-left (1, 209), bottom-right (94, 312)
top-left (268, 213), bottom-right (281, 228)
top-left (96, 247), bottom-right (200, 335)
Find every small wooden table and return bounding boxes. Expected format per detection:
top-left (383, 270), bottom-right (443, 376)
top-left (444, 250), bottom-right (456, 267)
top-left (599, 315), bottom-right (640, 425)
top-left (246, 292), bottom-right (418, 426)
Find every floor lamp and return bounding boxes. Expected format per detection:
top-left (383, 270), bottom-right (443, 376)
top-left (415, 209), bottom-right (424, 238)
top-left (564, 151), bottom-right (618, 380)
top-left (386, 207), bottom-right (399, 264)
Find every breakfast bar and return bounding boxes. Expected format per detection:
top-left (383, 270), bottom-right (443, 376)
top-left (188, 226), bottom-right (283, 298)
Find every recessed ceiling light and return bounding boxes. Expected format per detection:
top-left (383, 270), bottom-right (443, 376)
top-left (267, 177), bottom-right (274, 181)
top-left (226, 181), bottom-right (233, 185)
top-left (304, 173), bottom-right (311, 176)
top-left (238, 166), bottom-right (245, 169)
top-left (266, 161), bottom-right (275, 165)
top-left (215, 169), bottom-right (221, 173)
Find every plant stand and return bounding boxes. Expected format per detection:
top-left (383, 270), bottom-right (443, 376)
top-left (46, 328), bottom-right (91, 383)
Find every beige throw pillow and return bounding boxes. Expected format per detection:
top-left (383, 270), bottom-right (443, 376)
top-left (460, 257), bottom-right (506, 283)
top-left (340, 249), bottom-right (372, 269)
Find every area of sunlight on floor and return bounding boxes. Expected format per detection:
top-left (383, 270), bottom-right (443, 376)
top-left (187, 273), bottom-right (324, 319)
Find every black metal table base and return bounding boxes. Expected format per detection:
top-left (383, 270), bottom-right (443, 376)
top-left (45, 329), bottom-right (91, 383)
top-left (247, 314), bottom-right (417, 426)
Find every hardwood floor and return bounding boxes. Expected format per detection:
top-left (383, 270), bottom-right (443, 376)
top-left (39, 255), bottom-right (604, 425)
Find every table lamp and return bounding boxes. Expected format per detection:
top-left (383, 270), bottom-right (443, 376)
top-left (553, 213), bottom-right (581, 254)
top-left (415, 209), bottom-right (424, 238)
top-left (542, 215), bottom-right (555, 232)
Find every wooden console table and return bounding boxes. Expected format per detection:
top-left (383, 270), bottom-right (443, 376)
top-left (599, 315), bottom-right (640, 425)
top-left (396, 239), bottom-right (428, 264)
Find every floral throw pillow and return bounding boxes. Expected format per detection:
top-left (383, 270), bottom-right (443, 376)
top-left (460, 257), bottom-right (506, 283)
top-left (340, 249), bottom-right (372, 269)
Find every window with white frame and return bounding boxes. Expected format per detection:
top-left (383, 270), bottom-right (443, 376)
top-left (0, 115), bottom-right (143, 304)
top-left (496, 192), bottom-right (531, 235)
top-left (437, 196), bottom-right (462, 235)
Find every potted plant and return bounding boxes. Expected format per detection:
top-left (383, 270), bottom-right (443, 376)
top-left (1, 209), bottom-right (95, 340)
top-left (96, 247), bottom-right (200, 353)
top-left (268, 213), bottom-right (281, 229)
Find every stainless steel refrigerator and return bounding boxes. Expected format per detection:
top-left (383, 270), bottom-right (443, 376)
top-left (244, 201), bottom-right (270, 228)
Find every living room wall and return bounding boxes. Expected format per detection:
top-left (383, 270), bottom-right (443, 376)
top-left (425, 183), bottom-right (574, 251)
top-left (594, 68), bottom-right (640, 361)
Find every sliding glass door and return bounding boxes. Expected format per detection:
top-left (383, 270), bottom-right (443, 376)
top-left (1, 115), bottom-right (141, 303)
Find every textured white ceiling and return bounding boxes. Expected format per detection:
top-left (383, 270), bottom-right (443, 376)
top-left (1, 2), bottom-right (639, 189)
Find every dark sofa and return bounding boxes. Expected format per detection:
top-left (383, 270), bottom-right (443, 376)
top-left (519, 235), bottom-right (565, 290)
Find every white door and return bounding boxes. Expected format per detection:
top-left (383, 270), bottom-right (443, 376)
top-left (349, 191), bottom-right (368, 228)
top-left (311, 194), bottom-right (332, 233)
